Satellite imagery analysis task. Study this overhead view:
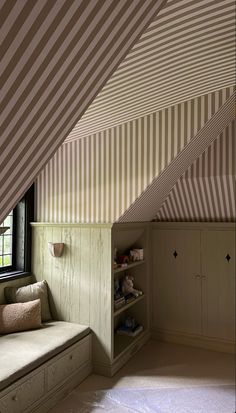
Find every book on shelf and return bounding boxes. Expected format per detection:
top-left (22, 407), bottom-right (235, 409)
top-left (114, 293), bottom-right (142, 311)
top-left (124, 293), bottom-right (136, 304)
top-left (114, 297), bottom-right (125, 310)
top-left (114, 296), bottom-right (125, 303)
top-left (116, 324), bottom-right (143, 337)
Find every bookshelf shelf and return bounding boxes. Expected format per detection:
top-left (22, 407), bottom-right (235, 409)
top-left (114, 294), bottom-right (145, 317)
top-left (113, 330), bottom-right (147, 360)
top-left (114, 260), bottom-right (146, 274)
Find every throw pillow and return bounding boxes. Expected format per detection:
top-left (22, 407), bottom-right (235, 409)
top-left (4, 280), bottom-right (52, 321)
top-left (0, 299), bottom-right (41, 334)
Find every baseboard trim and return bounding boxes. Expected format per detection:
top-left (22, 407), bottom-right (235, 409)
top-left (93, 331), bottom-right (151, 377)
top-left (151, 329), bottom-right (235, 354)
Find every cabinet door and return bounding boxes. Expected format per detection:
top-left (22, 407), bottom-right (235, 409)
top-left (201, 230), bottom-right (235, 340)
top-left (152, 229), bottom-right (201, 334)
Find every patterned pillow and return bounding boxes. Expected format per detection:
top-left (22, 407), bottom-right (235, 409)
top-left (4, 280), bottom-right (52, 321)
top-left (0, 299), bottom-right (41, 334)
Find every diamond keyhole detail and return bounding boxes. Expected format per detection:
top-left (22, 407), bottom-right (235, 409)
top-left (173, 250), bottom-right (178, 259)
top-left (225, 254), bottom-right (231, 262)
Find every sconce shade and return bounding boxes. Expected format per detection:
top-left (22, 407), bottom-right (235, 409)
top-left (48, 242), bottom-right (64, 257)
top-left (0, 227), bottom-right (10, 235)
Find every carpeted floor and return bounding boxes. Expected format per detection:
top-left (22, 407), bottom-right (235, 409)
top-left (49, 385), bottom-right (235, 412)
top-left (49, 340), bottom-right (235, 413)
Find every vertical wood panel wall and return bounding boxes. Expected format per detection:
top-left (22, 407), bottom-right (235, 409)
top-left (36, 86), bottom-right (234, 223)
top-left (31, 223), bottom-right (112, 366)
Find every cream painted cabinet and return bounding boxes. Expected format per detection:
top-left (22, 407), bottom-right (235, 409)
top-left (152, 229), bottom-right (202, 335)
top-left (152, 223), bottom-right (235, 352)
top-left (201, 230), bottom-right (235, 341)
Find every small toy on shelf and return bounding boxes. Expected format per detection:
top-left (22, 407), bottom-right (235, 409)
top-left (117, 254), bottom-right (129, 264)
top-left (129, 248), bottom-right (144, 262)
top-left (121, 275), bottom-right (143, 298)
top-left (116, 316), bottom-right (143, 337)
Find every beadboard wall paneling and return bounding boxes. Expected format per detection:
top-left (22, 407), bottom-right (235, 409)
top-left (156, 120), bottom-right (236, 222)
top-left (31, 224), bottom-right (112, 366)
top-left (36, 86), bottom-right (234, 223)
top-left (118, 91), bottom-right (235, 222)
top-left (66, 0), bottom-right (235, 141)
top-left (0, 0), bottom-right (166, 224)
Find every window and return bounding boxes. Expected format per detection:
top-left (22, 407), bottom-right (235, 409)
top-left (0, 185), bottom-right (34, 280)
top-left (0, 210), bottom-right (14, 270)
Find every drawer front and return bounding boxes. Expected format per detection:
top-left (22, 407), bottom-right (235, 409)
top-left (47, 337), bottom-right (91, 391)
top-left (0, 370), bottom-right (44, 413)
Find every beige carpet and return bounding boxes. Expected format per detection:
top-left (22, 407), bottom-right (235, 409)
top-left (49, 340), bottom-right (235, 412)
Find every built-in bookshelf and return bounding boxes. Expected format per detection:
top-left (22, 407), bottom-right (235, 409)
top-left (114, 260), bottom-right (146, 274)
top-left (112, 223), bottom-right (150, 368)
top-left (114, 294), bottom-right (145, 317)
top-left (114, 329), bottom-right (147, 359)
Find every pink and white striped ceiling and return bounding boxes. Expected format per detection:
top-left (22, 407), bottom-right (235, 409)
top-left (118, 92), bottom-right (235, 223)
top-left (156, 119), bottom-right (235, 222)
top-left (0, 0), bottom-right (166, 224)
top-left (0, 0), bottom-right (234, 225)
top-left (66, 0), bottom-right (235, 142)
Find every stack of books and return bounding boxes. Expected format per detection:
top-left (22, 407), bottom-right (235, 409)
top-left (116, 323), bottom-right (143, 337)
top-left (114, 296), bottom-right (125, 310)
top-left (124, 293), bottom-right (136, 304)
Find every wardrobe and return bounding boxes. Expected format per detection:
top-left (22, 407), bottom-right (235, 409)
top-left (152, 222), bottom-right (235, 353)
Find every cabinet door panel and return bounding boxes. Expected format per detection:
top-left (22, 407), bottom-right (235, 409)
top-left (201, 230), bottom-right (235, 340)
top-left (152, 229), bottom-right (201, 334)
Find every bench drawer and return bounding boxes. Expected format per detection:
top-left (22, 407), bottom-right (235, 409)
top-left (0, 370), bottom-right (44, 413)
top-left (47, 335), bottom-right (91, 391)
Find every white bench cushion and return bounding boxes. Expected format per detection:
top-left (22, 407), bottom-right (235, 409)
top-left (0, 321), bottom-right (90, 391)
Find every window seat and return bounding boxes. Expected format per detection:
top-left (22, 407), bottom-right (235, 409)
top-left (0, 321), bottom-right (92, 413)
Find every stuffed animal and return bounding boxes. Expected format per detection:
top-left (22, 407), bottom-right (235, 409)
top-left (121, 275), bottom-right (142, 297)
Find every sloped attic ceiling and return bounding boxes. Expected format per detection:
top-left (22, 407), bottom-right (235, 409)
top-left (66, 0), bottom-right (235, 142)
top-left (0, 0), bottom-right (167, 224)
top-left (36, 86), bottom-right (235, 224)
top-left (156, 119), bottom-right (235, 222)
top-left (118, 92), bottom-right (235, 222)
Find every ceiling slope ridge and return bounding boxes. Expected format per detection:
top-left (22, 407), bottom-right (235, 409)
top-left (65, 84), bottom-right (235, 142)
top-left (117, 91), bottom-right (235, 223)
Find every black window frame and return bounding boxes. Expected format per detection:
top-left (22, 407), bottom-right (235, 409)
top-left (0, 185), bottom-right (34, 282)
top-left (0, 209), bottom-right (16, 272)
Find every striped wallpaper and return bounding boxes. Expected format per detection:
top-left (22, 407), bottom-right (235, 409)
top-left (36, 86), bottom-right (235, 223)
top-left (155, 120), bottom-right (236, 222)
top-left (66, 0), bottom-right (235, 141)
top-left (119, 91), bottom-right (235, 222)
top-left (0, 0), bottom-right (165, 225)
